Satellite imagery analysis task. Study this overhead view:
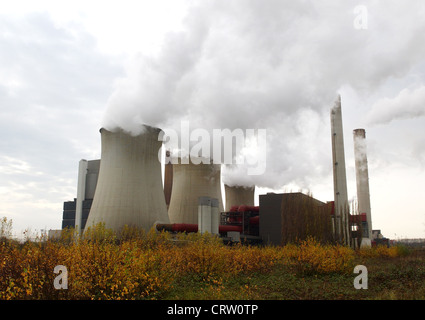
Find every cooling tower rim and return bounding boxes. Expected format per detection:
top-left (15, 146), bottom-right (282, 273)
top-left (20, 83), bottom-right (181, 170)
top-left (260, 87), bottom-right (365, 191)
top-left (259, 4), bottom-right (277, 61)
top-left (353, 128), bottom-right (366, 139)
top-left (167, 155), bottom-right (220, 166)
top-left (99, 125), bottom-right (164, 137)
top-left (224, 183), bottom-right (255, 190)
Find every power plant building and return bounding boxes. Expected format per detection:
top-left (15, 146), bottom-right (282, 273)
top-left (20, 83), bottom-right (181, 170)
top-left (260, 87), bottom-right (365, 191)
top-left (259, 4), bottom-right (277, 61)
top-left (58, 95), bottom-right (379, 246)
top-left (259, 192), bottom-right (333, 246)
top-left (62, 159), bottom-right (100, 232)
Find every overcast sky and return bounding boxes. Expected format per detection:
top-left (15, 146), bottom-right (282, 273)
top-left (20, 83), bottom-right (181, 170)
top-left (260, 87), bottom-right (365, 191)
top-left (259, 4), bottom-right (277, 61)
top-left (1, 0), bottom-right (424, 239)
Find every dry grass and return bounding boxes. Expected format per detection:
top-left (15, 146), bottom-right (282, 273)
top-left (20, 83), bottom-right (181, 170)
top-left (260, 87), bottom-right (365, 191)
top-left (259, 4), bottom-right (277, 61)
top-left (0, 219), bottom-right (421, 300)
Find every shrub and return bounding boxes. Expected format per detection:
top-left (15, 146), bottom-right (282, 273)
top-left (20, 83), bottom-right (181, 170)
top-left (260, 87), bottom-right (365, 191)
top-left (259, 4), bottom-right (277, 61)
top-left (282, 237), bottom-right (355, 275)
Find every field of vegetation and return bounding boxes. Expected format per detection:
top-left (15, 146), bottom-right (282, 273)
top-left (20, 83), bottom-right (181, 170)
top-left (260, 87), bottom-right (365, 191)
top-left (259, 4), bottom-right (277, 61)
top-left (1, 218), bottom-right (424, 300)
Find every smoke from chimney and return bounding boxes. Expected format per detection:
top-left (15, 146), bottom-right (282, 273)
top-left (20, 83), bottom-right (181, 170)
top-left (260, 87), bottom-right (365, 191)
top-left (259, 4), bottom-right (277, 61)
top-left (100, 1), bottom-right (424, 191)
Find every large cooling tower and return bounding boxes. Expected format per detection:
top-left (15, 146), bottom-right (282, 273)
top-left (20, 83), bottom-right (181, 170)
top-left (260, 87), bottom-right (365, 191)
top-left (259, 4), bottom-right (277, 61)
top-left (330, 95), bottom-right (350, 244)
top-left (353, 129), bottom-right (372, 243)
top-left (168, 158), bottom-right (223, 224)
top-left (85, 126), bottom-right (170, 233)
top-left (224, 184), bottom-right (255, 211)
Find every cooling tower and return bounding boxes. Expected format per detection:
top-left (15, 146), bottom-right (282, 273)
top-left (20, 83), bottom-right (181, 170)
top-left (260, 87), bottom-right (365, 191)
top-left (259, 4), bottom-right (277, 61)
top-left (353, 129), bottom-right (372, 244)
top-left (330, 95), bottom-right (350, 244)
top-left (224, 184), bottom-right (255, 211)
top-left (167, 158), bottom-right (223, 224)
top-left (85, 126), bottom-right (170, 233)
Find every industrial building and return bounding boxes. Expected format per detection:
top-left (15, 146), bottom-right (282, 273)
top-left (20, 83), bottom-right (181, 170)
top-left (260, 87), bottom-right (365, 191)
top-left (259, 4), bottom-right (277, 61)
top-left (58, 95), bottom-right (378, 247)
top-left (61, 159), bottom-right (100, 231)
top-left (259, 192), bottom-right (333, 246)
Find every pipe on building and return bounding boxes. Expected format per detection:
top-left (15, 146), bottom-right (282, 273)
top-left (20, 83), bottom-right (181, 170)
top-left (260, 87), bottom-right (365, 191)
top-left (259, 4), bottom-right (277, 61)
top-left (156, 223), bottom-right (243, 234)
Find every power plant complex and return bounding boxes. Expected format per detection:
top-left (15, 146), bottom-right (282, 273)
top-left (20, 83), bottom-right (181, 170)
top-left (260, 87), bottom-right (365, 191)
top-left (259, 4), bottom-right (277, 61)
top-left (60, 96), bottom-right (384, 247)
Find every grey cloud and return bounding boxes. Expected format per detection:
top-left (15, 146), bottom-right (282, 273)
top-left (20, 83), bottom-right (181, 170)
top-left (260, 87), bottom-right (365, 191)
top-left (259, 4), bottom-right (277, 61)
top-left (102, 1), bottom-right (425, 189)
top-left (0, 12), bottom-right (122, 231)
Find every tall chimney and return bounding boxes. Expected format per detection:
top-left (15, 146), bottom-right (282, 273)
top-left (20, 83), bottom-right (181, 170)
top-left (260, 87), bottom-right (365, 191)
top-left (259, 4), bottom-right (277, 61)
top-left (85, 126), bottom-right (170, 233)
top-left (353, 128), bottom-right (372, 245)
top-left (168, 158), bottom-right (223, 224)
top-left (330, 95), bottom-right (350, 244)
top-left (224, 184), bottom-right (255, 211)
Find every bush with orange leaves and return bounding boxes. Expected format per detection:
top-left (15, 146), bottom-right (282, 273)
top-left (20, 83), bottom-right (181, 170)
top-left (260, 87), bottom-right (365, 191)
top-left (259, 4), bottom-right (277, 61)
top-left (356, 244), bottom-right (409, 261)
top-left (281, 237), bottom-right (355, 275)
top-left (0, 218), bottom-right (409, 300)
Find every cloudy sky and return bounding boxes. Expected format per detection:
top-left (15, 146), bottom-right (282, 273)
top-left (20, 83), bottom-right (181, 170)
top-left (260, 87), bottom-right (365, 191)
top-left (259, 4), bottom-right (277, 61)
top-left (1, 0), bottom-right (424, 239)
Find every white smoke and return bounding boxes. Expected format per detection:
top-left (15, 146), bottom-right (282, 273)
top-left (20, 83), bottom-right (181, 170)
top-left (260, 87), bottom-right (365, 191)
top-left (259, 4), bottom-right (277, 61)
top-left (101, 0), bottom-right (425, 189)
top-left (366, 85), bottom-right (425, 125)
top-left (353, 132), bottom-right (369, 173)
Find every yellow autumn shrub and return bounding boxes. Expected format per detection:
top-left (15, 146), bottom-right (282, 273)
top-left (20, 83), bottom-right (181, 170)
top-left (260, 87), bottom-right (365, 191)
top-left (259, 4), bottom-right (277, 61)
top-left (0, 222), bottom-right (409, 300)
top-left (282, 237), bottom-right (355, 275)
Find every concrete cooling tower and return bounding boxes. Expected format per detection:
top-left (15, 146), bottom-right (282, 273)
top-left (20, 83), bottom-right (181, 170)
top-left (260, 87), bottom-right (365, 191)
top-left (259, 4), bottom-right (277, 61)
top-left (85, 126), bottom-right (170, 233)
top-left (167, 158), bottom-right (223, 224)
top-left (224, 184), bottom-right (255, 211)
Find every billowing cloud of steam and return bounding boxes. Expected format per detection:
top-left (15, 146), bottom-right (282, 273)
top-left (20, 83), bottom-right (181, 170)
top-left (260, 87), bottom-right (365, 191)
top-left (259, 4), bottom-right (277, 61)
top-left (366, 85), bottom-right (425, 125)
top-left (102, 0), bottom-right (425, 190)
top-left (353, 131), bottom-right (369, 174)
